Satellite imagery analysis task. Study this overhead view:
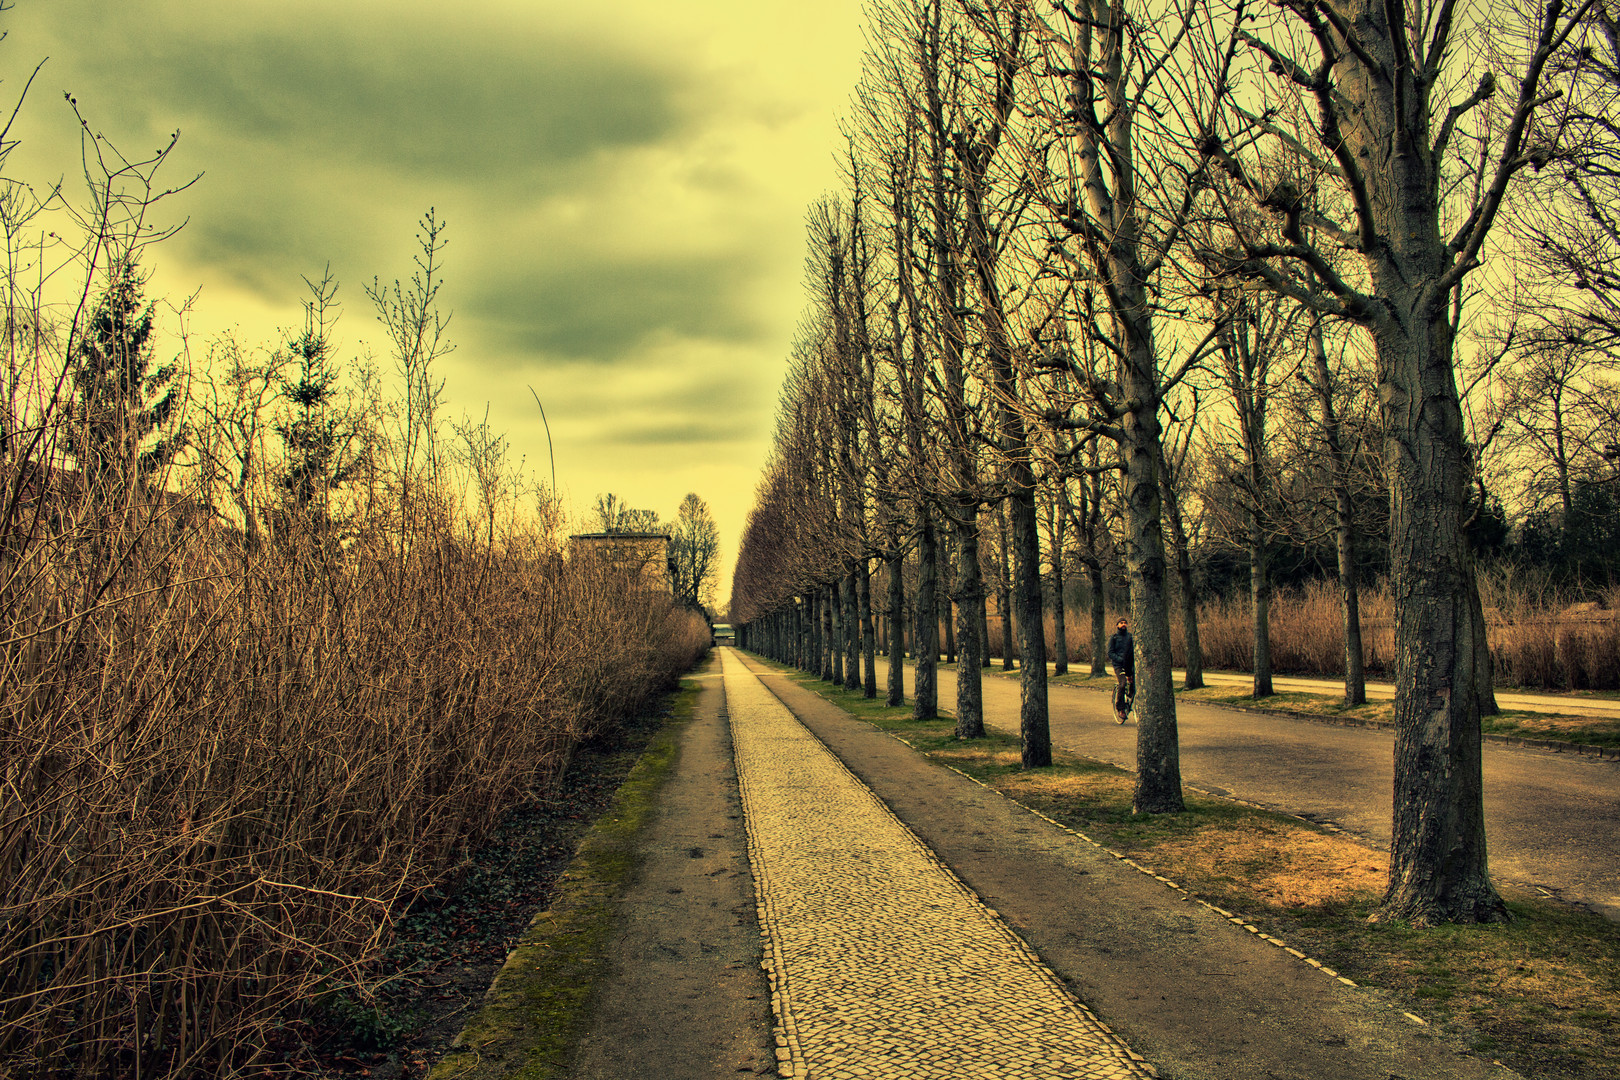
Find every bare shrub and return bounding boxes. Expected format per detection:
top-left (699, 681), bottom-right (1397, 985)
top-left (0, 200), bottom-right (706, 1080)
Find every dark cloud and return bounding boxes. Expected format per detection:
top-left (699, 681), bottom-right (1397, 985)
top-left (607, 419), bottom-right (752, 447)
top-left (469, 253), bottom-right (769, 361)
top-left (30, 7), bottom-right (687, 182)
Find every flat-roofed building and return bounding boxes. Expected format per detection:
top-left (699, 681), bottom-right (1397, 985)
top-left (567, 531), bottom-right (672, 593)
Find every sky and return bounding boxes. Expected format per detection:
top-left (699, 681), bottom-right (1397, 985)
top-left (4, 0), bottom-right (867, 608)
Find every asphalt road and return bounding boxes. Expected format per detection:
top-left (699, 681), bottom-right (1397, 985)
top-left (875, 658), bottom-right (1620, 921)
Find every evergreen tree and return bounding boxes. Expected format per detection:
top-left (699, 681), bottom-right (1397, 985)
top-left (275, 272), bottom-right (356, 524)
top-left (66, 265), bottom-right (182, 500)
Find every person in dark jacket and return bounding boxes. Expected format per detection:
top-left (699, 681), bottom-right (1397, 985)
top-left (1107, 617), bottom-right (1134, 722)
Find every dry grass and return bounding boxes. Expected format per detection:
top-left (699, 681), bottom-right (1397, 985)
top-left (1146, 825), bottom-right (1386, 908)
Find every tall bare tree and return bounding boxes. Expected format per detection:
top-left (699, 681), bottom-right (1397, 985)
top-left (1205, 0), bottom-right (1599, 922)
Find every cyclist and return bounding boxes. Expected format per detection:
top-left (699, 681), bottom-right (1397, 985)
top-left (1107, 617), bottom-right (1135, 723)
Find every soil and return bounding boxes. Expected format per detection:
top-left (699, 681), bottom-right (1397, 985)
top-left (292, 707), bottom-right (673, 1080)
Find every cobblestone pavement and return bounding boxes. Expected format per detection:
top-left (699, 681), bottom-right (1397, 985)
top-left (721, 648), bottom-right (1155, 1080)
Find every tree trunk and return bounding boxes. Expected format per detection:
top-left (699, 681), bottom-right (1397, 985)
top-left (980, 593), bottom-right (992, 669)
top-left (859, 558), bottom-right (877, 698)
top-left (1051, 500), bottom-right (1069, 676)
top-left (1376, 304), bottom-right (1506, 923)
top-left (997, 502), bottom-right (1015, 670)
top-left (914, 517), bottom-right (939, 720)
top-left (1250, 518), bottom-right (1273, 698)
top-left (1309, 313), bottom-right (1365, 706)
top-left (1012, 486), bottom-right (1051, 767)
top-left (1161, 471), bottom-right (1204, 689)
top-left (844, 565), bottom-right (861, 691)
top-left (887, 549), bottom-right (906, 706)
top-left (1120, 352), bottom-right (1184, 814)
top-left (1315, 0), bottom-right (1507, 922)
top-left (828, 581), bottom-right (842, 685)
top-left (954, 512), bottom-right (986, 739)
top-left (1088, 563), bottom-right (1107, 677)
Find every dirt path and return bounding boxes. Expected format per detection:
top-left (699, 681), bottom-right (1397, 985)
top-left (569, 659), bottom-right (776, 1078)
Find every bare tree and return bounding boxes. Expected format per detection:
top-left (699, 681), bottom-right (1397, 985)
top-left (669, 492), bottom-right (721, 611)
top-left (1017, 0), bottom-right (1238, 811)
top-left (1204, 0), bottom-right (1600, 923)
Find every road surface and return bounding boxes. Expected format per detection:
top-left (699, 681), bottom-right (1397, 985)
top-left (875, 658), bottom-right (1620, 921)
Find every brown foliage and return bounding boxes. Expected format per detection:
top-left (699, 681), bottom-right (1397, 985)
top-left (0, 485), bottom-right (707, 1076)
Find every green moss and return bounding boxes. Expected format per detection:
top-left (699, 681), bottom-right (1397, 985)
top-left (427, 675), bottom-right (703, 1080)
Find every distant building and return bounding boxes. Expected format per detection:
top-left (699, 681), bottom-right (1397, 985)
top-left (712, 622), bottom-right (734, 645)
top-left (567, 531), bottom-right (672, 593)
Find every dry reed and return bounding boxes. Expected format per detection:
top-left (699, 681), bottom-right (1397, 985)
top-left (992, 574), bottom-right (1617, 690)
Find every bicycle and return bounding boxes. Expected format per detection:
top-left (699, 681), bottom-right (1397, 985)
top-left (1113, 673), bottom-right (1135, 723)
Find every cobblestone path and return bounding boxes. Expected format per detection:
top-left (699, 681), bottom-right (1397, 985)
top-left (722, 649), bottom-right (1156, 1080)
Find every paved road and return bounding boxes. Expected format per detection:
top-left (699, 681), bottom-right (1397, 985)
top-left (925, 658), bottom-right (1620, 718)
top-left (877, 659), bottom-right (1620, 921)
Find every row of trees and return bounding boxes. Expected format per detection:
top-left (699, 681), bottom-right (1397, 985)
top-left (731, 0), bottom-right (1619, 925)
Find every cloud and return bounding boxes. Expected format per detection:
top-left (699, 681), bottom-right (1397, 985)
top-left (9, 3), bottom-right (697, 308)
top-left (607, 419), bottom-right (751, 447)
top-left (30, 6), bottom-right (688, 182)
top-left (468, 252), bottom-right (769, 361)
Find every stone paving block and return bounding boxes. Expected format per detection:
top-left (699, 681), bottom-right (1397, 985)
top-left (722, 650), bottom-right (1156, 1080)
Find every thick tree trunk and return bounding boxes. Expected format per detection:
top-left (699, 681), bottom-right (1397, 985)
top-left (887, 550), bottom-right (906, 706)
top-left (954, 512), bottom-right (985, 739)
top-left (1377, 308), bottom-right (1505, 923)
top-left (914, 518), bottom-right (939, 720)
top-left (1120, 352), bottom-right (1184, 814)
top-left (1012, 486), bottom-right (1051, 767)
top-left (1315, 0), bottom-right (1507, 922)
top-left (859, 558), bottom-right (876, 699)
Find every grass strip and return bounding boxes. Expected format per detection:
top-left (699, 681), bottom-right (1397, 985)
top-left (774, 662), bottom-right (1620, 1080)
top-left (427, 677), bottom-right (700, 1080)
